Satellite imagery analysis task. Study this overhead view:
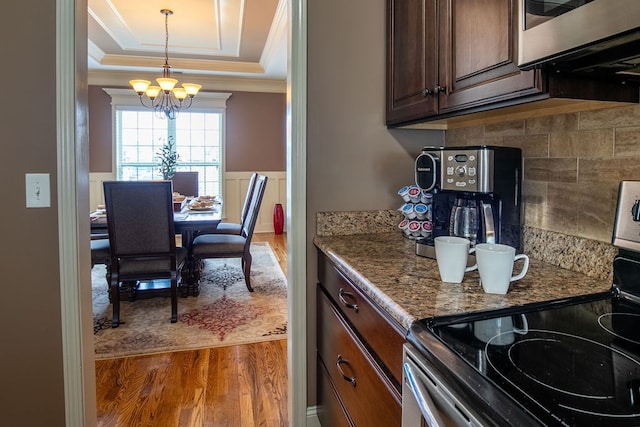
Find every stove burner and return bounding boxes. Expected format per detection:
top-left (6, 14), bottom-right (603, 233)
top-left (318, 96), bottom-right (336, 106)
top-left (599, 313), bottom-right (640, 344)
top-left (485, 329), bottom-right (640, 418)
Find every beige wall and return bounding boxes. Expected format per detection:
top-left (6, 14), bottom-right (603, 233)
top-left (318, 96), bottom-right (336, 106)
top-left (306, 0), bottom-right (444, 405)
top-left (1, 0), bottom-right (67, 424)
top-left (445, 105), bottom-right (640, 243)
top-left (88, 87), bottom-right (286, 173)
top-left (226, 91), bottom-right (286, 171)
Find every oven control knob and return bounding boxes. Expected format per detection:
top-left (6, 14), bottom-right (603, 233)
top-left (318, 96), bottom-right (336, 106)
top-left (632, 200), bottom-right (640, 221)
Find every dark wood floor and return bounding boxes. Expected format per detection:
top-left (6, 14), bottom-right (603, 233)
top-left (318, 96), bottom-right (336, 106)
top-left (95, 232), bottom-right (289, 427)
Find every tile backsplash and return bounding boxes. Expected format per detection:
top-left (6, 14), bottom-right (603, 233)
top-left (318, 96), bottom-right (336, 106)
top-left (445, 104), bottom-right (640, 243)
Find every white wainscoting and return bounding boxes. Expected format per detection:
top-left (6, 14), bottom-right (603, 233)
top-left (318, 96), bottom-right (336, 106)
top-left (89, 171), bottom-right (286, 234)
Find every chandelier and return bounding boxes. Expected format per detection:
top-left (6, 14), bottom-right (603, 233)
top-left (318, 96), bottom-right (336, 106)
top-left (129, 9), bottom-right (202, 120)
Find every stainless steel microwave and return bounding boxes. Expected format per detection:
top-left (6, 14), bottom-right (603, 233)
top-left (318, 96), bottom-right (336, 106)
top-left (518, 0), bottom-right (640, 71)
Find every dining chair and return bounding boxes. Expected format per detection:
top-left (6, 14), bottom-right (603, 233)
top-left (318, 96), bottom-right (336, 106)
top-left (171, 171), bottom-right (199, 197)
top-left (212, 172), bottom-right (258, 235)
top-left (103, 180), bottom-right (188, 327)
top-left (190, 175), bottom-right (267, 291)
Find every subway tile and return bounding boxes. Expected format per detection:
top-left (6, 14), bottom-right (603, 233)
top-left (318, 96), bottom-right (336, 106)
top-left (523, 203), bottom-right (578, 235)
top-left (522, 180), bottom-right (546, 204)
top-left (579, 158), bottom-right (640, 184)
top-left (524, 158), bottom-right (577, 182)
top-left (446, 125), bottom-right (483, 145)
top-left (549, 129), bottom-right (614, 158)
top-left (539, 205), bottom-right (578, 235)
top-left (525, 113), bottom-right (579, 135)
top-left (503, 134), bottom-right (549, 157)
top-left (547, 182), bottom-right (579, 208)
top-left (523, 202), bottom-right (544, 229)
top-left (485, 120), bottom-right (525, 137)
top-left (614, 126), bottom-right (640, 157)
top-left (579, 104), bottom-right (640, 130)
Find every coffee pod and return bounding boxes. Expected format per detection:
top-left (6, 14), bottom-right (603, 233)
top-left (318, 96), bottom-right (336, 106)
top-left (420, 221), bottom-right (432, 237)
top-left (398, 219), bottom-right (410, 236)
top-left (420, 190), bottom-right (432, 204)
top-left (408, 220), bottom-right (421, 237)
top-left (408, 186), bottom-right (421, 203)
top-left (398, 186), bottom-right (411, 202)
top-left (414, 203), bottom-right (428, 220)
top-left (402, 203), bottom-right (416, 219)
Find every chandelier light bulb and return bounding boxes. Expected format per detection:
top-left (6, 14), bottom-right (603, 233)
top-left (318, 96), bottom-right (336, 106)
top-left (182, 83), bottom-right (202, 97)
top-left (128, 9), bottom-right (201, 119)
top-left (130, 80), bottom-right (151, 94)
top-left (145, 86), bottom-right (162, 100)
top-left (172, 87), bottom-right (187, 100)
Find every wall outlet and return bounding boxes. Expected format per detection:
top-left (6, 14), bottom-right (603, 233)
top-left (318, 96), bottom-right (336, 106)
top-left (26, 173), bottom-right (51, 208)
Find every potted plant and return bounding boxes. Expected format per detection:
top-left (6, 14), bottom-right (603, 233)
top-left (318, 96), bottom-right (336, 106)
top-left (157, 136), bottom-right (179, 180)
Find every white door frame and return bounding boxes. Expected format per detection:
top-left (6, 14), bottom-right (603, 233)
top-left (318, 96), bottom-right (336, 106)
top-left (58, 0), bottom-right (309, 425)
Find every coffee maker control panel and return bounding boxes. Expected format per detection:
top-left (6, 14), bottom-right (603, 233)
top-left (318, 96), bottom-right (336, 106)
top-left (441, 151), bottom-right (483, 192)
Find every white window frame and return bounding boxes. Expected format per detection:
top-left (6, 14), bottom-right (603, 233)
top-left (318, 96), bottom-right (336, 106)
top-left (103, 88), bottom-right (231, 196)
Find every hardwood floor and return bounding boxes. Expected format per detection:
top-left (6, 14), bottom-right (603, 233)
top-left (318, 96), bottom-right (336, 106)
top-left (95, 232), bottom-right (289, 427)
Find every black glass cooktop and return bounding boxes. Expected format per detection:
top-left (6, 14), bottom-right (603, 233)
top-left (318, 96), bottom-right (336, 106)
top-left (424, 293), bottom-right (640, 426)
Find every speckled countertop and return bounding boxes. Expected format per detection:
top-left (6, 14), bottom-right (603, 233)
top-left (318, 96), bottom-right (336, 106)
top-left (314, 232), bottom-right (613, 331)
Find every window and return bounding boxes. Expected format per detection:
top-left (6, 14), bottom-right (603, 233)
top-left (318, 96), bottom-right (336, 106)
top-left (104, 89), bottom-right (231, 197)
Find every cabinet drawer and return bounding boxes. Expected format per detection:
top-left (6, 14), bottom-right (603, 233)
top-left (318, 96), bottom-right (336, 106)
top-left (318, 253), bottom-right (405, 387)
top-left (317, 289), bottom-right (402, 426)
top-left (318, 354), bottom-right (353, 427)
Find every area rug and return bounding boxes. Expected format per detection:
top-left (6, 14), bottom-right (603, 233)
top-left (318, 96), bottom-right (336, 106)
top-left (92, 242), bottom-right (287, 359)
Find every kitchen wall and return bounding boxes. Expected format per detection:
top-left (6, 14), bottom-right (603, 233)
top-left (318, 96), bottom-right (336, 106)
top-left (306, 0), bottom-right (444, 407)
top-left (445, 104), bottom-right (640, 243)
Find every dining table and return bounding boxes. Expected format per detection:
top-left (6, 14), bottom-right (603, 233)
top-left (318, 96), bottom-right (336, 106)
top-left (90, 202), bottom-right (222, 296)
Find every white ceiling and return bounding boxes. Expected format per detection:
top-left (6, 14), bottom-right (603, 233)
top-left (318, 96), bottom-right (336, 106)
top-left (88, 0), bottom-right (287, 90)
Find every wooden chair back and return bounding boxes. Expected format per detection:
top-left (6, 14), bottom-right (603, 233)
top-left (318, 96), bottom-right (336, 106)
top-left (172, 171), bottom-right (199, 197)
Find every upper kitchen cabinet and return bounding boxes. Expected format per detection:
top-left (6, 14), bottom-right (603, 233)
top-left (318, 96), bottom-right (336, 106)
top-left (386, 0), bottom-right (640, 128)
top-left (387, 0), bottom-right (539, 126)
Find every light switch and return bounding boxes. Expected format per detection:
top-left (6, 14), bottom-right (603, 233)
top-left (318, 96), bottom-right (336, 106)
top-left (26, 173), bottom-right (51, 208)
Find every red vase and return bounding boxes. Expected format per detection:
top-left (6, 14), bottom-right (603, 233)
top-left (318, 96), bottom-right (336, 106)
top-left (273, 203), bottom-right (284, 235)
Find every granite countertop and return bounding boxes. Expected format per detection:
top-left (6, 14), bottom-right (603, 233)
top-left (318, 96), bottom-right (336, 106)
top-left (314, 233), bottom-right (612, 330)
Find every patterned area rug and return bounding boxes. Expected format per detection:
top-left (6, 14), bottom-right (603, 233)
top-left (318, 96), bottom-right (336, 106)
top-left (93, 242), bottom-right (287, 359)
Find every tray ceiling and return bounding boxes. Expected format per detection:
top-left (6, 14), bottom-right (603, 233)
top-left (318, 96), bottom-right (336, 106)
top-left (88, 0), bottom-right (287, 81)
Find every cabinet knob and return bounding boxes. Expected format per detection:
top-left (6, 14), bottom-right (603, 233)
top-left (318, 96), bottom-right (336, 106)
top-left (336, 355), bottom-right (357, 387)
top-left (422, 88), bottom-right (432, 97)
top-left (433, 85), bottom-right (447, 94)
top-left (338, 288), bottom-right (359, 313)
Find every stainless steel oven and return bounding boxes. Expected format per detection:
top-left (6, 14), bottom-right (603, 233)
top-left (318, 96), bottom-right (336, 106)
top-left (518, 0), bottom-right (640, 69)
top-left (404, 181), bottom-right (640, 426)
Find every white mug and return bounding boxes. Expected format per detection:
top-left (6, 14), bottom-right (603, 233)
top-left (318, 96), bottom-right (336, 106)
top-left (434, 236), bottom-right (477, 283)
top-left (473, 243), bottom-right (529, 294)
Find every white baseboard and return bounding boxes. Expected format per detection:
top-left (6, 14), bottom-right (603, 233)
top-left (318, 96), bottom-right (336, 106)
top-left (306, 406), bottom-right (321, 427)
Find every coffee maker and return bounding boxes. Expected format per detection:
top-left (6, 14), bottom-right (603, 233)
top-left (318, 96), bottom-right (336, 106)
top-left (414, 146), bottom-right (522, 258)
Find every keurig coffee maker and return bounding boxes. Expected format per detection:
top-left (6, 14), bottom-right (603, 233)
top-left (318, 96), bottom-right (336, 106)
top-left (414, 146), bottom-right (522, 258)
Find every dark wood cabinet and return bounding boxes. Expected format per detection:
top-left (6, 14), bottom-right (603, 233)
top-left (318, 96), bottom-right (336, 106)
top-left (316, 252), bottom-right (404, 426)
top-left (387, 0), bottom-right (541, 126)
top-left (386, 0), bottom-right (639, 127)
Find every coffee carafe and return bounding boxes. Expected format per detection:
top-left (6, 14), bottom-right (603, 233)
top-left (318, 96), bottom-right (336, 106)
top-left (414, 146), bottom-right (521, 258)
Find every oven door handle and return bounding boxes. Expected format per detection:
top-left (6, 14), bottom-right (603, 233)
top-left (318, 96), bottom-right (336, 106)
top-left (404, 362), bottom-right (445, 427)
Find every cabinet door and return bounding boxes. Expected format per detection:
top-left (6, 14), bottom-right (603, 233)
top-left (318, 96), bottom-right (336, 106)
top-left (386, 0), bottom-right (439, 125)
top-left (438, 0), bottom-right (542, 114)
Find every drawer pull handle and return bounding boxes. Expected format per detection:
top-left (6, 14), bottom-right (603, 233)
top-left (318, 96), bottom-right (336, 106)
top-left (336, 355), bottom-right (357, 387)
top-left (338, 288), bottom-right (359, 313)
